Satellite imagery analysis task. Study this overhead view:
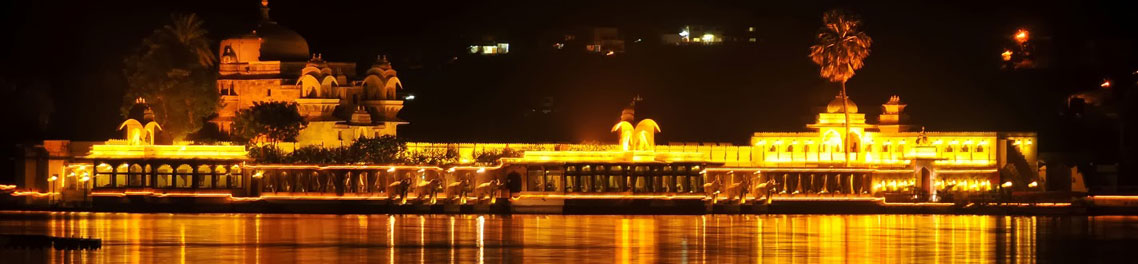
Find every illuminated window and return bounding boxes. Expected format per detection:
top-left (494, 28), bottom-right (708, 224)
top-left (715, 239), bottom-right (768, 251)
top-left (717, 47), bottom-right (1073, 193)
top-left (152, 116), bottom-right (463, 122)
top-left (157, 165), bottom-right (173, 188)
top-left (786, 145), bottom-right (794, 152)
top-left (129, 164), bottom-right (144, 187)
top-left (804, 145), bottom-right (811, 152)
top-left (976, 145), bottom-right (984, 152)
top-left (176, 164), bottom-right (193, 188)
top-left (962, 145), bottom-right (970, 152)
top-left (230, 165), bottom-right (243, 188)
top-left (769, 145), bottom-right (776, 152)
top-left (197, 165), bottom-right (213, 189)
top-left (116, 163), bottom-right (129, 187)
top-left (215, 165), bottom-right (229, 189)
top-left (945, 146), bottom-right (954, 152)
top-left (883, 145), bottom-right (890, 152)
top-left (95, 163), bottom-right (112, 188)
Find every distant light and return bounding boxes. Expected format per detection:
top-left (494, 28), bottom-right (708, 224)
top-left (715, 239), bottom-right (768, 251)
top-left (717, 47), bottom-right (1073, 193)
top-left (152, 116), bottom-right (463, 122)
top-left (701, 33), bottom-right (715, 42)
top-left (1101, 79), bottom-right (1111, 88)
top-left (1001, 50), bottom-right (1013, 61)
top-left (405, 94), bottom-right (416, 101)
top-left (49, 176), bottom-right (58, 182)
top-left (605, 50), bottom-right (615, 56)
top-left (1028, 181), bottom-right (1039, 188)
top-left (679, 30), bottom-right (690, 37)
top-left (1014, 29), bottom-right (1029, 44)
top-left (1002, 181), bottom-right (1013, 188)
top-left (635, 38), bottom-right (643, 43)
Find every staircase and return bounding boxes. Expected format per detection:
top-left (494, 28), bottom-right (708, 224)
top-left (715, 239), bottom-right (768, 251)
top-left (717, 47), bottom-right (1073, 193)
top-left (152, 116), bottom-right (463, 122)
top-left (1001, 141), bottom-right (1039, 190)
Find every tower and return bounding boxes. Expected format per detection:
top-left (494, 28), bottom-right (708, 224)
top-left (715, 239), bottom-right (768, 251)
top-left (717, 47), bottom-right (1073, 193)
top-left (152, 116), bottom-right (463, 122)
top-left (877, 95), bottom-right (910, 133)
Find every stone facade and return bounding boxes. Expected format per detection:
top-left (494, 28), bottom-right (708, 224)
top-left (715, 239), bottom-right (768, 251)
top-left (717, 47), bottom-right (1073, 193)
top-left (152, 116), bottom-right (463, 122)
top-left (213, 1), bottom-right (406, 147)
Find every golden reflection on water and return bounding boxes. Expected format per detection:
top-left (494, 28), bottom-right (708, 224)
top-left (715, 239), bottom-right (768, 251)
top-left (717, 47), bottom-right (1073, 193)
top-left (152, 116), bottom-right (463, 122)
top-left (4, 212), bottom-right (1136, 263)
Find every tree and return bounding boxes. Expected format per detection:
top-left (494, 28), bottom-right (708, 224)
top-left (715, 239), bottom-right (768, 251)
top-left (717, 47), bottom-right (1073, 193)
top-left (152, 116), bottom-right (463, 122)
top-left (122, 13), bottom-right (219, 141)
top-left (232, 101), bottom-right (308, 145)
top-left (809, 9), bottom-right (873, 166)
top-left (350, 136), bottom-right (407, 164)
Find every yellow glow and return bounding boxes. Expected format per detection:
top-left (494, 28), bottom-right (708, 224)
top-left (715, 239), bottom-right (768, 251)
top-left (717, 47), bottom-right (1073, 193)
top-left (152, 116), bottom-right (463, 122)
top-left (1001, 50), bottom-right (1013, 61)
top-left (509, 150), bottom-right (705, 163)
top-left (701, 33), bottom-right (715, 42)
top-left (87, 143), bottom-right (247, 160)
top-left (1014, 29), bottom-right (1029, 43)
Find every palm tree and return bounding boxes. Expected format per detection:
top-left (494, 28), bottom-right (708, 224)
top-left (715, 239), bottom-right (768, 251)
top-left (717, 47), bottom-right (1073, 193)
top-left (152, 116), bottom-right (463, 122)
top-left (162, 13), bottom-right (216, 68)
top-left (809, 9), bottom-right (872, 166)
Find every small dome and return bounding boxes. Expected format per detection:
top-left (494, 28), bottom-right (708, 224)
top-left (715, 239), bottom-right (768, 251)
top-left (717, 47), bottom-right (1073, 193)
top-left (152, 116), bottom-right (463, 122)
top-left (620, 104), bottom-right (635, 122)
top-left (826, 95), bottom-right (858, 113)
top-left (126, 98), bottom-right (156, 123)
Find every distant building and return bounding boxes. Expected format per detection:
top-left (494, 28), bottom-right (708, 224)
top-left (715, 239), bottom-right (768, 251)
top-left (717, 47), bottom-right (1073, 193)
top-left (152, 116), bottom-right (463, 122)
top-left (662, 25), bottom-right (759, 46)
top-left (584, 27), bottom-right (625, 55)
top-left (469, 42), bottom-right (510, 55)
top-left (214, 1), bottom-right (407, 147)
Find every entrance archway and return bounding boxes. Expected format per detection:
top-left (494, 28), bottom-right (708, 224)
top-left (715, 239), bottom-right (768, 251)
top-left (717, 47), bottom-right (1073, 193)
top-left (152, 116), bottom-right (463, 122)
top-left (507, 172), bottom-right (522, 193)
top-left (920, 167), bottom-right (933, 198)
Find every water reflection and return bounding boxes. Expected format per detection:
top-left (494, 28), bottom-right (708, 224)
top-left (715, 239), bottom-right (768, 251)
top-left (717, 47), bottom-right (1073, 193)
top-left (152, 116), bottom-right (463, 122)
top-left (1, 212), bottom-right (1136, 263)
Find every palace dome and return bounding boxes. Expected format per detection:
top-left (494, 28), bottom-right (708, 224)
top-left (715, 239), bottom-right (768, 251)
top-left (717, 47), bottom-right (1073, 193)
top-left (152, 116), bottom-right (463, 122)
top-left (250, 1), bottom-right (309, 61)
top-left (253, 22), bottom-right (309, 61)
top-left (826, 95), bottom-right (859, 113)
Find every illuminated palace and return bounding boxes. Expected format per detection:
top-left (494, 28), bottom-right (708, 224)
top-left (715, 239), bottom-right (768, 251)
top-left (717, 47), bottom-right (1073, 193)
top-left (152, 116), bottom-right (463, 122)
top-left (414, 95), bottom-right (1040, 206)
top-left (10, 94), bottom-right (1040, 210)
top-left (214, 1), bottom-right (407, 146)
top-left (5, 2), bottom-right (1041, 210)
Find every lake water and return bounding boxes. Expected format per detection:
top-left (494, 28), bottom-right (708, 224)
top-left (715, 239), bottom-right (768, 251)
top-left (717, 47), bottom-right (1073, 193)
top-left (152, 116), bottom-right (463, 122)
top-left (1, 211), bottom-right (1136, 263)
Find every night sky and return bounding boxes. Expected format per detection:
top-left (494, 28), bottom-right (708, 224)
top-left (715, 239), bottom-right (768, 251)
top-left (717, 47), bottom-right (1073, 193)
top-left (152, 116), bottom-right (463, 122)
top-left (3, 0), bottom-right (1137, 148)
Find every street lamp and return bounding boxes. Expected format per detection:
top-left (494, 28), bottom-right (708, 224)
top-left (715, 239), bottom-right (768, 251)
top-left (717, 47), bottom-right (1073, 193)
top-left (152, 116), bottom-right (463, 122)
top-left (48, 174), bottom-right (58, 206)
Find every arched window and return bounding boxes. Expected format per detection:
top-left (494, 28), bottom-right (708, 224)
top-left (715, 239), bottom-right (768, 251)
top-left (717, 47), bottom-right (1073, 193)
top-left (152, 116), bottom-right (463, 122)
top-left (215, 165), bottom-right (229, 189)
top-left (116, 163), bottom-right (130, 187)
top-left (95, 163), bottom-right (113, 188)
top-left (962, 145), bottom-right (970, 152)
top-left (946, 146), bottom-right (954, 152)
top-left (976, 145), bottom-right (984, 152)
top-left (769, 145), bottom-right (776, 152)
top-left (787, 145), bottom-right (794, 152)
top-left (883, 145), bottom-right (890, 152)
top-left (197, 165), bottom-right (213, 188)
top-left (176, 164), bottom-right (193, 188)
top-left (129, 164), bottom-right (144, 187)
top-left (157, 165), bottom-right (173, 188)
top-left (230, 165), bottom-right (243, 188)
